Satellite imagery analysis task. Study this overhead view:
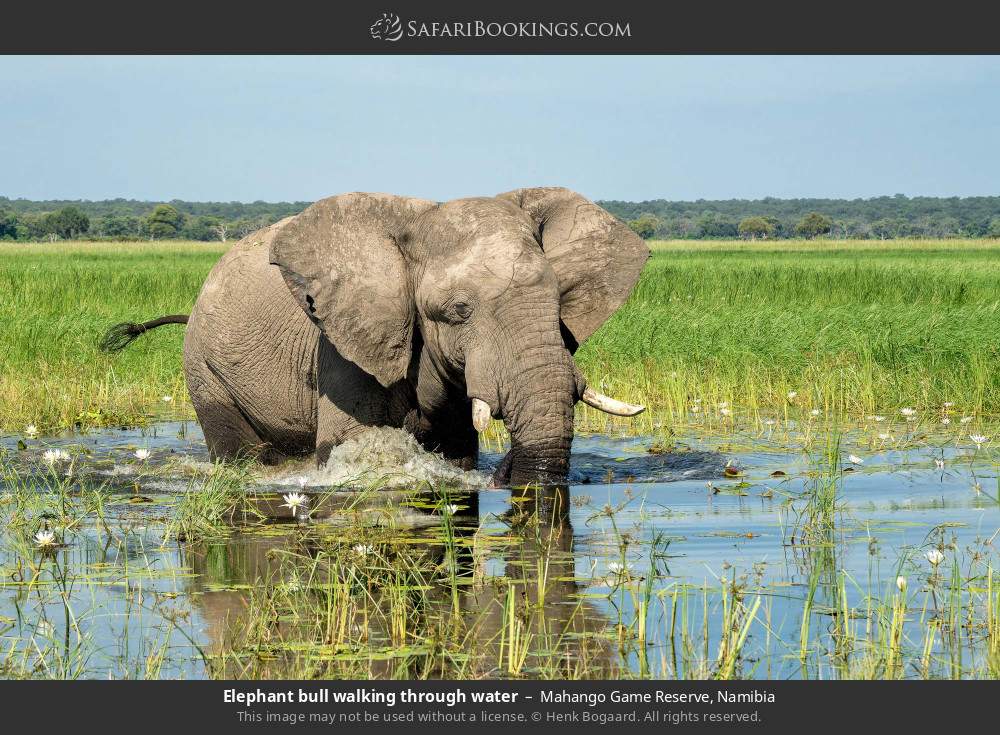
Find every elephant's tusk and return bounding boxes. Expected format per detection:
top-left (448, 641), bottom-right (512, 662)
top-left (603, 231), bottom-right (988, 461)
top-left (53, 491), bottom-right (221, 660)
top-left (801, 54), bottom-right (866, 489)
top-left (471, 398), bottom-right (492, 432)
top-left (581, 387), bottom-right (646, 417)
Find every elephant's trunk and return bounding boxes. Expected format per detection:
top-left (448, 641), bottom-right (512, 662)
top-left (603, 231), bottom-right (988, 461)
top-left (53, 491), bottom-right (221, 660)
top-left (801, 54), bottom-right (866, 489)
top-left (468, 342), bottom-right (646, 486)
top-left (492, 345), bottom-right (577, 487)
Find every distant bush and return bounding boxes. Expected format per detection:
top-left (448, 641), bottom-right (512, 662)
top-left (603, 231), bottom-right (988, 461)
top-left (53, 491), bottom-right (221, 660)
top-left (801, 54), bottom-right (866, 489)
top-left (628, 213), bottom-right (661, 239)
top-left (738, 216), bottom-right (776, 240)
top-left (0, 196), bottom-right (310, 242)
top-left (2, 194), bottom-right (1000, 242)
top-left (794, 212), bottom-right (834, 239)
top-left (599, 194), bottom-right (1000, 240)
top-left (145, 204), bottom-right (185, 239)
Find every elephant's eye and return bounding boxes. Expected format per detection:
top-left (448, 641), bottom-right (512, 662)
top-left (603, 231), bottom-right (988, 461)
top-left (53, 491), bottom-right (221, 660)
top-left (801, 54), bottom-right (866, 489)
top-left (431, 291), bottom-right (474, 324)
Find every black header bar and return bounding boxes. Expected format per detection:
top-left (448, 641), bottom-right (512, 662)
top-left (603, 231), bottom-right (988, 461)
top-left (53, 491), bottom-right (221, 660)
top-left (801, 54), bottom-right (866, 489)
top-left (3, 1), bottom-right (1000, 54)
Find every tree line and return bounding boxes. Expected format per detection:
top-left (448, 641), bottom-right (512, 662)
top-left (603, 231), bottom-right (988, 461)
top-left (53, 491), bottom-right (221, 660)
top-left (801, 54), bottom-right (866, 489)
top-left (601, 194), bottom-right (1000, 240)
top-left (0, 198), bottom-right (309, 242)
top-left (2, 194), bottom-right (1000, 242)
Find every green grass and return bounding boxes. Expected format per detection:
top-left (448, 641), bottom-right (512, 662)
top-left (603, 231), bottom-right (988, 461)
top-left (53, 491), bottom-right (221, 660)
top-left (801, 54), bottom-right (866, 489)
top-left (580, 238), bottom-right (1000, 420)
top-left (0, 241), bottom-right (224, 432)
top-left (3, 238), bottom-right (1000, 434)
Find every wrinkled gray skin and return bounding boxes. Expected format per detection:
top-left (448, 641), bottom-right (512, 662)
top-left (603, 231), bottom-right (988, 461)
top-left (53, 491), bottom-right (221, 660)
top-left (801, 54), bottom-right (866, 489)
top-left (182, 188), bottom-right (648, 486)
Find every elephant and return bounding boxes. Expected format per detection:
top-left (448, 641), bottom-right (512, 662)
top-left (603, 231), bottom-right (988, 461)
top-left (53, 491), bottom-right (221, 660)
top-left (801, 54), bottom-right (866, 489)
top-left (101, 188), bottom-right (649, 486)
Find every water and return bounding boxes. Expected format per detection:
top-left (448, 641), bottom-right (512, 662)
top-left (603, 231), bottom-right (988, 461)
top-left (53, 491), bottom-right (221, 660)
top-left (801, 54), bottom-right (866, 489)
top-left (1, 418), bottom-right (997, 679)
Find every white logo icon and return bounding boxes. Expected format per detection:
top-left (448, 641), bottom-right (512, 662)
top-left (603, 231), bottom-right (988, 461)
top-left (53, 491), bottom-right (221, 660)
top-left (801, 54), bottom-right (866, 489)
top-left (370, 13), bottom-right (403, 41)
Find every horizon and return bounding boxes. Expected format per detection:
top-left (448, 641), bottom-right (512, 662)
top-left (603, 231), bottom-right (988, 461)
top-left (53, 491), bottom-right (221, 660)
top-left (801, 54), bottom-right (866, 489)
top-left (3, 192), bottom-right (998, 206)
top-left (1, 56), bottom-right (998, 202)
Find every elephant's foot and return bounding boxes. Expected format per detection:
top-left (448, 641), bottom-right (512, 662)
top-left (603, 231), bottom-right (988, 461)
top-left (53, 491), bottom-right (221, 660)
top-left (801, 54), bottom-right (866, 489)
top-left (490, 448), bottom-right (571, 488)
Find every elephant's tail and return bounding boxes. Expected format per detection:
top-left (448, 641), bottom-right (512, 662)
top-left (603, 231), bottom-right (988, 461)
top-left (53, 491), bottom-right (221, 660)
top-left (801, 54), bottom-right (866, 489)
top-left (98, 314), bottom-right (189, 353)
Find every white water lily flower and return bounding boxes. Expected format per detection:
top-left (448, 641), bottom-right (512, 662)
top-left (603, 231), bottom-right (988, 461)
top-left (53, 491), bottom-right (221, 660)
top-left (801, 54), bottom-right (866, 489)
top-left (810, 409), bottom-right (821, 416)
top-left (281, 492), bottom-right (309, 509)
top-left (134, 449), bottom-right (151, 461)
top-left (441, 503), bottom-right (459, 515)
top-left (878, 432), bottom-right (892, 441)
top-left (34, 529), bottom-right (57, 548)
top-left (786, 391), bottom-right (797, 400)
top-left (896, 576), bottom-right (907, 592)
top-left (353, 544), bottom-right (375, 556)
top-left (943, 402), bottom-right (954, 408)
top-left (934, 458), bottom-right (945, 469)
top-left (847, 454), bottom-right (864, 465)
top-left (960, 416), bottom-right (974, 424)
top-left (607, 561), bottom-right (634, 578)
top-left (764, 419), bottom-right (776, 426)
top-left (162, 395), bottom-right (173, 402)
top-left (900, 407), bottom-right (916, 418)
top-left (871, 415), bottom-right (886, 423)
top-left (690, 405), bottom-right (701, 413)
top-left (970, 434), bottom-right (989, 448)
top-left (296, 476), bottom-right (308, 489)
top-left (281, 492), bottom-right (310, 518)
top-left (25, 424), bottom-right (39, 438)
top-left (719, 407), bottom-right (732, 416)
top-left (940, 417), bottom-right (951, 426)
top-left (926, 549), bottom-right (945, 566)
top-left (41, 449), bottom-right (70, 465)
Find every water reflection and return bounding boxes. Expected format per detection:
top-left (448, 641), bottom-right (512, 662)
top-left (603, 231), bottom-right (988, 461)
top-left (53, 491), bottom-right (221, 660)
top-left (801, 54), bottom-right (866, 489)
top-left (2, 419), bottom-right (999, 679)
top-left (184, 485), bottom-right (616, 678)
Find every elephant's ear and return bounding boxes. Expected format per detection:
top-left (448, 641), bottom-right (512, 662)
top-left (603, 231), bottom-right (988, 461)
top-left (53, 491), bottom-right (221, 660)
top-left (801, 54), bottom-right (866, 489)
top-left (270, 192), bottom-right (436, 388)
top-left (499, 187), bottom-right (650, 348)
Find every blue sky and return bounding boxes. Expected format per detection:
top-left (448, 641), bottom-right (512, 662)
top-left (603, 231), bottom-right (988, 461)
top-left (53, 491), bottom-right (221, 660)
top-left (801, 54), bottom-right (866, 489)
top-left (1, 56), bottom-right (997, 203)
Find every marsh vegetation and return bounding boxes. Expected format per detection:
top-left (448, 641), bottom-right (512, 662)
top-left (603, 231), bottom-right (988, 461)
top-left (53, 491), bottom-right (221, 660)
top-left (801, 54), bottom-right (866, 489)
top-left (1, 414), bottom-right (997, 680)
top-left (4, 239), bottom-right (999, 433)
top-left (582, 238), bottom-right (1000, 424)
top-left (1, 239), bottom-right (998, 679)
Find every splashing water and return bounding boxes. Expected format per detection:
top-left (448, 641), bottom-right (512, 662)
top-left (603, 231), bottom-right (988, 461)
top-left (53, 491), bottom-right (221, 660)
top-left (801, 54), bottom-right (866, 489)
top-left (2, 421), bottom-right (724, 494)
top-left (277, 427), bottom-right (489, 490)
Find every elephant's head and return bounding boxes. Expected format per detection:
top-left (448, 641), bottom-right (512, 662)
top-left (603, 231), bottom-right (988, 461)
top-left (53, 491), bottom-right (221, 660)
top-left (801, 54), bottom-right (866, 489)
top-left (269, 188), bottom-right (649, 485)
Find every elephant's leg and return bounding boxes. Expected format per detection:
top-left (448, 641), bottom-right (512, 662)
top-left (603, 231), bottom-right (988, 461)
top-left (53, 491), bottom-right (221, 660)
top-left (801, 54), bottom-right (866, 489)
top-left (405, 405), bottom-right (480, 471)
top-left (186, 357), bottom-right (278, 463)
top-left (428, 419), bottom-right (479, 470)
top-left (407, 352), bottom-right (479, 470)
top-left (315, 338), bottom-right (409, 465)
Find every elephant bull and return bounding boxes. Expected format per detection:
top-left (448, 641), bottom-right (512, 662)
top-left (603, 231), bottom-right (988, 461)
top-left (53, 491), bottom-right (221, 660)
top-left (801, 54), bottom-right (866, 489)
top-left (101, 188), bottom-right (649, 486)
